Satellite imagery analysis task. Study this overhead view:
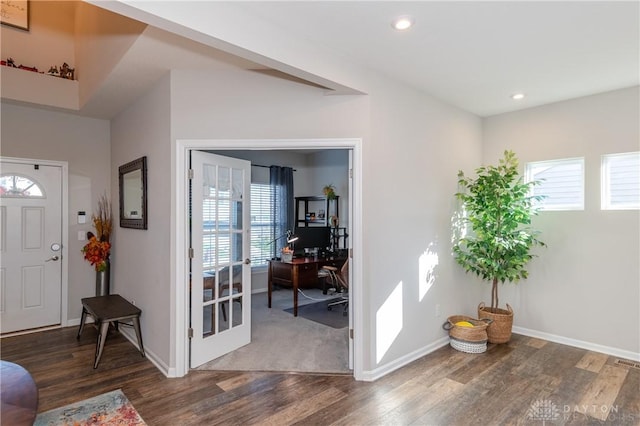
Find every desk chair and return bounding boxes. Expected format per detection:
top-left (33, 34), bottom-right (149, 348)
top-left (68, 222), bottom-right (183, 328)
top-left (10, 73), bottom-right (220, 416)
top-left (319, 265), bottom-right (338, 294)
top-left (327, 259), bottom-right (349, 315)
top-left (204, 266), bottom-right (243, 323)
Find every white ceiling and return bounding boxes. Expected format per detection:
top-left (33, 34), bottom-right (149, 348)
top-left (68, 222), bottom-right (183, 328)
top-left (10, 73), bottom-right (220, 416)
top-left (79, 1), bottom-right (639, 118)
top-left (230, 1), bottom-right (639, 117)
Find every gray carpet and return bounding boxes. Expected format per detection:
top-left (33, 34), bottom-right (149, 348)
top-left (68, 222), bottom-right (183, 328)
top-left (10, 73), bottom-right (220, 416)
top-left (196, 289), bottom-right (350, 374)
top-left (283, 298), bottom-right (349, 329)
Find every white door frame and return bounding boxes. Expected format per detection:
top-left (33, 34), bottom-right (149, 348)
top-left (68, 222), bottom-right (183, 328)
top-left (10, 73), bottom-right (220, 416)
top-left (0, 156), bottom-right (69, 332)
top-left (173, 138), bottom-right (363, 380)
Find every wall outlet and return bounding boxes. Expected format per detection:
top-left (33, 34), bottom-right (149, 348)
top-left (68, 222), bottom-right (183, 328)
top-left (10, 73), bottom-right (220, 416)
top-left (435, 304), bottom-right (441, 317)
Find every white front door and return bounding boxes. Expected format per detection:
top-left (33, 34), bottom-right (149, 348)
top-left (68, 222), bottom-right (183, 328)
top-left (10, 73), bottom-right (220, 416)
top-left (0, 160), bottom-right (63, 334)
top-left (190, 151), bottom-right (252, 368)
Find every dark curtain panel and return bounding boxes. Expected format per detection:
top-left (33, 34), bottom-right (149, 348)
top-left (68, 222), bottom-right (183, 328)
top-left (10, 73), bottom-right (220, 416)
top-left (270, 166), bottom-right (294, 257)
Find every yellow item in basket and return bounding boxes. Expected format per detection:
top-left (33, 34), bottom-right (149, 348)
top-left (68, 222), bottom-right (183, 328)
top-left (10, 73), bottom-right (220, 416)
top-left (455, 321), bottom-right (474, 327)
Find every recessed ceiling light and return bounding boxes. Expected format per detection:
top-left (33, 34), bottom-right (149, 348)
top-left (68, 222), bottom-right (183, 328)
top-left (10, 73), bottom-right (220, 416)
top-left (511, 93), bottom-right (525, 100)
top-left (392, 16), bottom-right (414, 31)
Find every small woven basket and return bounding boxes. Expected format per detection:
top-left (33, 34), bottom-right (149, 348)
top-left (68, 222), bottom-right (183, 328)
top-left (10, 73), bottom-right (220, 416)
top-left (449, 337), bottom-right (487, 354)
top-left (442, 315), bottom-right (493, 353)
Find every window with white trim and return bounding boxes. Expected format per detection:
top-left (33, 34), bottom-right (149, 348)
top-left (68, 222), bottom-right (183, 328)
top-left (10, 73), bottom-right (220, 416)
top-left (250, 183), bottom-right (275, 267)
top-left (601, 152), bottom-right (640, 210)
top-left (525, 158), bottom-right (584, 211)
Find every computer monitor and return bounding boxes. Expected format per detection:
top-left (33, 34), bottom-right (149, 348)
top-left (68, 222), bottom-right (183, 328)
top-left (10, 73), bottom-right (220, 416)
top-left (293, 226), bottom-right (330, 254)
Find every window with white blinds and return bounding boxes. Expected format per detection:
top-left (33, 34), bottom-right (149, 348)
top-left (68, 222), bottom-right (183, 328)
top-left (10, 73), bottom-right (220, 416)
top-left (250, 183), bottom-right (275, 267)
top-left (601, 152), bottom-right (640, 210)
top-left (525, 158), bottom-right (585, 211)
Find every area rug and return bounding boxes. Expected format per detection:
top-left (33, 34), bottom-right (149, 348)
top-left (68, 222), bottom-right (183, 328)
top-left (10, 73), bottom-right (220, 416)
top-left (34, 389), bottom-right (146, 426)
top-left (283, 298), bottom-right (348, 329)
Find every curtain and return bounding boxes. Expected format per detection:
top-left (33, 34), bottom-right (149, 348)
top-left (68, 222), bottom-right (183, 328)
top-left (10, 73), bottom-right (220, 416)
top-left (270, 166), bottom-right (294, 257)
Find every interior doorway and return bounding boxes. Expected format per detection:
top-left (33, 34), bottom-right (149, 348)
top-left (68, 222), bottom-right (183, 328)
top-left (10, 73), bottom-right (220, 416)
top-left (173, 138), bottom-right (363, 380)
top-left (197, 147), bottom-right (351, 373)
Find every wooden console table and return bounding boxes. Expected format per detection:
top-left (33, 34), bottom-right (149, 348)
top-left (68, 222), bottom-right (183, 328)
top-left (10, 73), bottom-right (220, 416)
top-left (268, 257), bottom-right (346, 316)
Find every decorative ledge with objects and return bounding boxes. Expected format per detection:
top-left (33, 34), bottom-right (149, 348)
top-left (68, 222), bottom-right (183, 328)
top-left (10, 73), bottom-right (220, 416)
top-left (1, 57), bottom-right (76, 80)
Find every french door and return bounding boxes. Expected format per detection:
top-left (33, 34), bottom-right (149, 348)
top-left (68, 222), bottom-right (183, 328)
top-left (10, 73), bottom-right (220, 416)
top-left (189, 151), bottom-right (252, 367)
top-left (0, 159), bottom-right (63, 333)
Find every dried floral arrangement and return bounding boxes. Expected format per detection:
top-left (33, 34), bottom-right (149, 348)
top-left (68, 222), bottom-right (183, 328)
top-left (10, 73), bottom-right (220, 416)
top-left (82, 194), bottom-right (112, 271)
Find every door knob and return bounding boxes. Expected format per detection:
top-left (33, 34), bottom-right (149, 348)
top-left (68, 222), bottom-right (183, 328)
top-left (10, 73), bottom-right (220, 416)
top-left (244, 258), bottom-right (251, 265)
top-left (46, 256), bottom-right (60, 262)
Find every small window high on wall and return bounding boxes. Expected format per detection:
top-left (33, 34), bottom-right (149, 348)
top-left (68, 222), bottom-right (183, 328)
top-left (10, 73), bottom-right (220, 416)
top-left (525, 158), bottom-right (585, 211)
top-left (601, 152), bottom-right (640, 210)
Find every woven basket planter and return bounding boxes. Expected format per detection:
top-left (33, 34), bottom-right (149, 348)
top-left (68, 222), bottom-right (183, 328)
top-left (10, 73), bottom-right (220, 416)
top-left (442, 315), bottom-right (492, 353)
top-left (478, 302), bottom-right (513, 344)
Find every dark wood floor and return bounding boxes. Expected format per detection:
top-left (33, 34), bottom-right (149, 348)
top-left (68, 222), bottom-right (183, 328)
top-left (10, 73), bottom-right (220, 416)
top-left (1, 326), bottom-right (638, 425)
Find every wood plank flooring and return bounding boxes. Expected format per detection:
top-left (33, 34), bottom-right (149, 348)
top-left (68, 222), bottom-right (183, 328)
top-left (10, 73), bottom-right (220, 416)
top-left (1, 326), bottom-right (638, 425)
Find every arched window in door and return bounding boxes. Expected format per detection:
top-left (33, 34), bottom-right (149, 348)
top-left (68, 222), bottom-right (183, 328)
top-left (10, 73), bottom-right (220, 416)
top-left (0, 174), bottom-right (45, 198)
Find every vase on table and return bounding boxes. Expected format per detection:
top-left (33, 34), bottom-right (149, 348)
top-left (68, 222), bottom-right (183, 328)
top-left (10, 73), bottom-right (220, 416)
top-left (95, 259), bottom-right (111, 296)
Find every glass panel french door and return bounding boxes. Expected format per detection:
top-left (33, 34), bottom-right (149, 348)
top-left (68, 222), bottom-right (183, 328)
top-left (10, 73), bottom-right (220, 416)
top-left (190, 151), bottom-right (251, 368)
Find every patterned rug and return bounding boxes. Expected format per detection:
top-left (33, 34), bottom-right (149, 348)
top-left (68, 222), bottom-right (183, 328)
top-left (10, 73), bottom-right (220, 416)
top-left (34, 389), bottom-right (146, 426)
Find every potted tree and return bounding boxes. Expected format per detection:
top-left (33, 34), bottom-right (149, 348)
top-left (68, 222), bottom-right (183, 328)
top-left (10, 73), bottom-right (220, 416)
top-left (453, 150), bottom-right (545, 343)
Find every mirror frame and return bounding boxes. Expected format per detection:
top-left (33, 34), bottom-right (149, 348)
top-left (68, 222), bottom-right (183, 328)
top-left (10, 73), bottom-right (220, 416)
top-left (119, 156), bottom-right (148, 229)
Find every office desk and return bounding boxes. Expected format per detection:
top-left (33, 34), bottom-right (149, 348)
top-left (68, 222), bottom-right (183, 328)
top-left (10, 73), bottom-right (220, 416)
top-left (268, 257), bottom-right (345, 316)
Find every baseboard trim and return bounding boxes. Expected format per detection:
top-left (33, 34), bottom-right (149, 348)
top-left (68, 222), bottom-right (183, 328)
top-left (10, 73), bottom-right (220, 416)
top-left (513, 326), bottom-right (640, 362)
top-left (360, 336), bottom-right (450, 382)
top-left (120, 328), bottom-right (172, 377)
top-left (359, 327), bottom-right (640, 383)
top-left (69, 316), bottom-right (172, 377)
top-left (67, 317), bottom-right (94, 327)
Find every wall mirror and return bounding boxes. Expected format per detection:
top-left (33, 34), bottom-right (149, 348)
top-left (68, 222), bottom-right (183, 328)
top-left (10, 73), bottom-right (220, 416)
top-left (119, 156), bottom-right (148, 229)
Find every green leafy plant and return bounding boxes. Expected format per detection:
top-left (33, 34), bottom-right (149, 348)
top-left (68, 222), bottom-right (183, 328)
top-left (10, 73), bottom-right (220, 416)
top-left (453, 150), bottom-right (546, 310)
top-left (323, 184), bottom-right (337, 200)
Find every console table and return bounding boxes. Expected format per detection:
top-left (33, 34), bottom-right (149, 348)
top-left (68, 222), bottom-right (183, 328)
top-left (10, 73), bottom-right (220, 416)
top-left (268, 257), bottom-right (346, 316)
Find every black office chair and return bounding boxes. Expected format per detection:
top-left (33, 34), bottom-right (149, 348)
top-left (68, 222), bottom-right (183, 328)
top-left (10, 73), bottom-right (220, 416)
top-left (318, 264), bottom-right (338, 294)
top-left (327, 259), bottom-right (349, 315)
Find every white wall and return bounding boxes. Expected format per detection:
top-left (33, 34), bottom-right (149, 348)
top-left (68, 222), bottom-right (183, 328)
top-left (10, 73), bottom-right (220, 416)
top-left (167, 69), bottom-right (483, 376)
top-left (362, 76), bottom-right (483, 370)
top-left (482, 87), bottom-right (640, 357)
top-left (0, 102), bottom-right (111, 320)
top-left (90, 0), bottom-right (484, 379)
top-left (74, 2), bottom-right (146, 106)
top-left (110, 74), bottom-right (172, 368)
top-left (171, 69), bottom-right (366, 300)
